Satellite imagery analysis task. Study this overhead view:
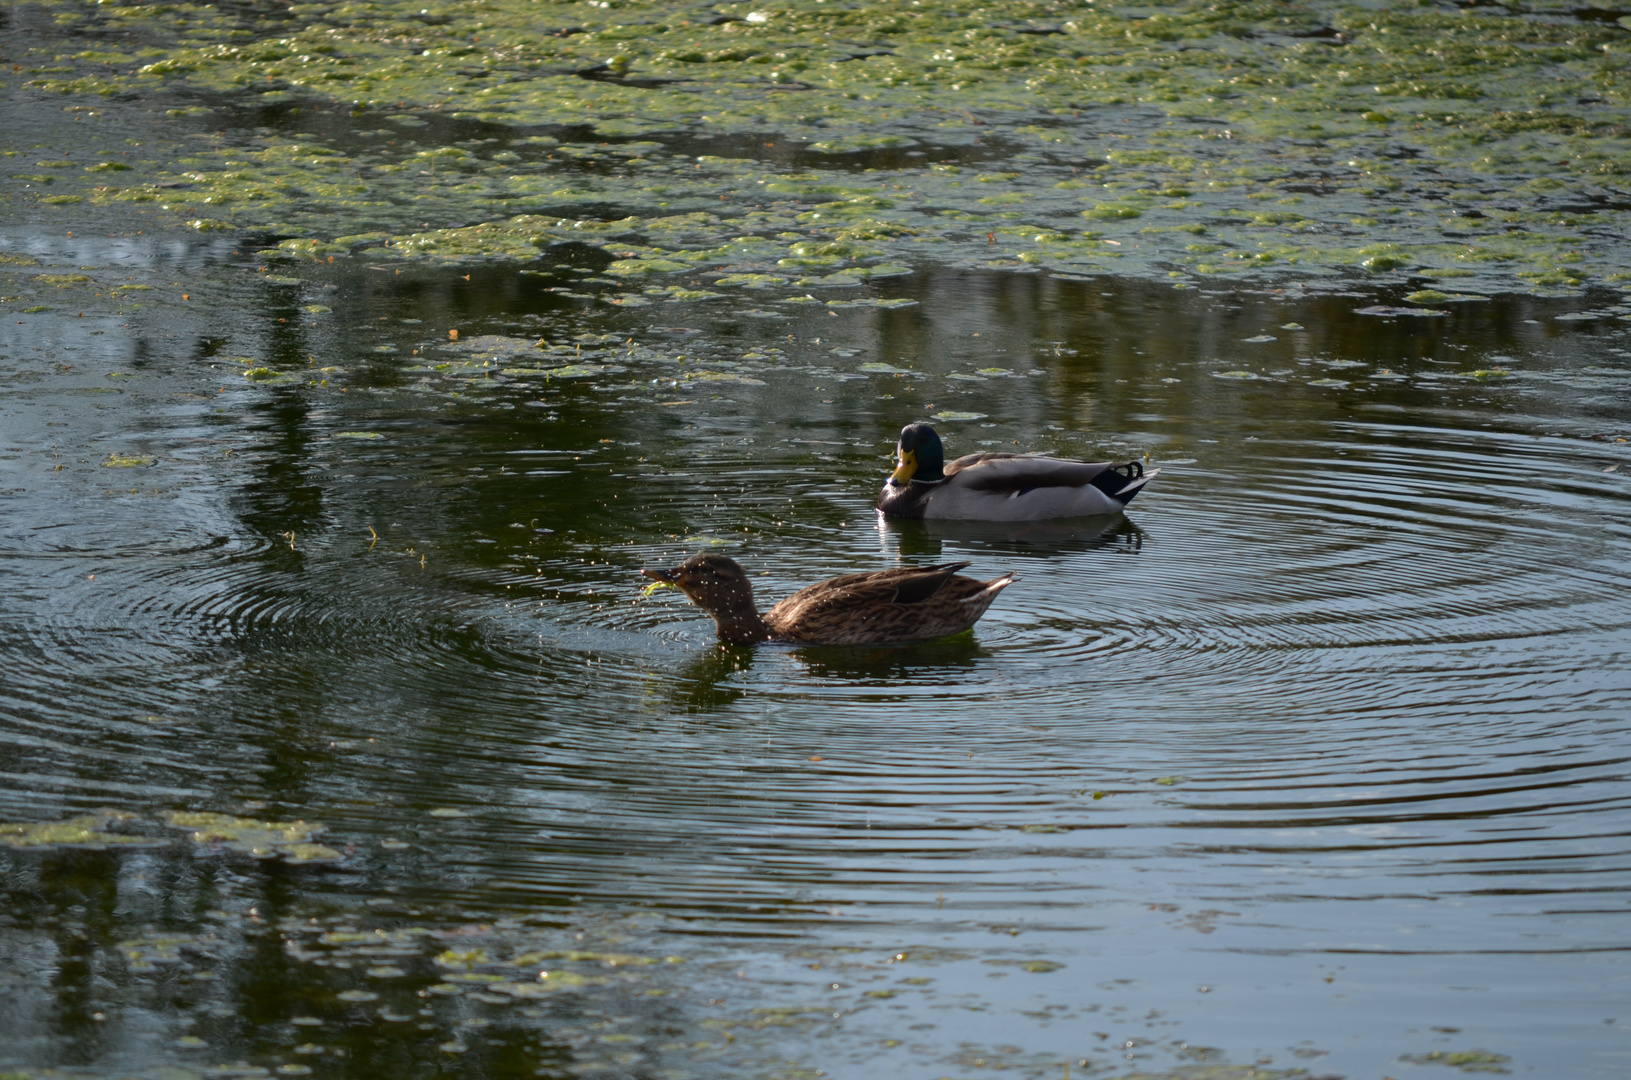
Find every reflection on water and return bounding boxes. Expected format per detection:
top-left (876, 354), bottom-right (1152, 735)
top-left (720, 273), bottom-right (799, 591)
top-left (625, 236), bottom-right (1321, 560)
top-left (789, 635), bottom-right (991, 684)
top-left (661, 643), bottom-right (757, 713)
top-left (880, 512), bottom-right (1141, 560)
top-left (2, 250), bottom-right (1631, 1079)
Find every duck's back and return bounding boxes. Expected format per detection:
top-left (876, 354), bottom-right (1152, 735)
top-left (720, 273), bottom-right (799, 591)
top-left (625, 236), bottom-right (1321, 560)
top-left (907, 454), bottom-right (1150, 520)
top-left (946, 452), bottom-right (1120, 486)
top-left (764, 563), bottom-right (1010, 645)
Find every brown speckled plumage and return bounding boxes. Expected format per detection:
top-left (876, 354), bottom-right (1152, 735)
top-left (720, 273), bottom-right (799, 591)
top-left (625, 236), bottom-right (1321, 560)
top-left (641, 554), bottom-right (1015, 646)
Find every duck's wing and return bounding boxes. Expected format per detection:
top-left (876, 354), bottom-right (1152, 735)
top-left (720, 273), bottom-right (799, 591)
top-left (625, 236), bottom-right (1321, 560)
top-left (767, 564), bottom-right (1017, 644)
top-left (801, 562), bottom-right (972, 606)
top-left (879, 562), bottom-right (976, 605)
top-left (946, 453), bottom-right (1126, 494)
top-left (767, 562), bottom-right (971, 623)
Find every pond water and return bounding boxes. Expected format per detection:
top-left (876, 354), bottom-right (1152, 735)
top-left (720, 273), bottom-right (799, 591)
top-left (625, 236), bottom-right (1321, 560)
top-left (4, 0), bottom-right (1631, 1074)
top-left (2, 238), bottom-right (1630, 1080)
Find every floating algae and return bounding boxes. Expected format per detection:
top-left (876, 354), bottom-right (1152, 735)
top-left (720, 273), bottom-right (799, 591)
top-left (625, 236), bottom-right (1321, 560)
top-left (0, 811), bottom-right (160, 850)
top-left (120, 932), bottom-right (209, 972)
top-left (4, 0), bottom-right (1627, 295)
top-left (1, 810), bottom-right (343, 864)
top-left (713, 274), bottom-right (787, 289)
top-left (102, 452), bottom-right (156, 468)
top-left (165, 811), bottom-right (342, 862)
top-left (451, 334), bottom-right (547, 358)
top-left (1407, 290), bottom-right (1490, 304)
top-left (676, 370), bottom-right (766, 385)
top-left (500, 363), bottom-right (617, 379)
top-left (827, 298), bottom-right (918, 310)
top-left (983, 958), bottom-right (1067, 973)
top-left (1400, 1049), bottom-right (1513, 1074)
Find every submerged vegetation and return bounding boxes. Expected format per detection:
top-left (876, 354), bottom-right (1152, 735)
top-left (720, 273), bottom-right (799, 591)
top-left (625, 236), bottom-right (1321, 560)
top-left (2, 0), bottom-right (1629, 293)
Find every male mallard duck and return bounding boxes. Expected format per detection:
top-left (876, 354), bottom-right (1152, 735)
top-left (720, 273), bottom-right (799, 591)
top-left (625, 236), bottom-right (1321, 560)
top-left (877, 422), bottom-right (1158, 521)
top-left (641, 553), bottom-right (1015, 646)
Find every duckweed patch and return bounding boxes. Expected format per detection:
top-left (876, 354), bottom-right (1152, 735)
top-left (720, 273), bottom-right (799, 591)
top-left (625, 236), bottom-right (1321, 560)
top-left (101, 452), bottom-right (156, 467)
top-left (0, 811), bottom-right (160, 850)
top-left (540, 363), bottom-right (615, 379)
top-left (984, 958), bottom-right (1067, 972)
top-left (165, 811), bottom-right (342, 862)
top-left (1407, 290), bottom-right (1489, 304)
top-left (372, 329), bottom-right (843, 408)
top-left (0, 810), bottom-right (344, 864)
top-left (828, 297), bottom-right (918, 309)
top-left (1401, 1049), bottom-right (1513, 1073)
top-left (4, 0), bottom-right (1629, 295)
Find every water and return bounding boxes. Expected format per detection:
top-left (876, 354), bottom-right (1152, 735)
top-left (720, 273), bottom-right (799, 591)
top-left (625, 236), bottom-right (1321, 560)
top-left (2, 252), bottom-right (1631, 1079)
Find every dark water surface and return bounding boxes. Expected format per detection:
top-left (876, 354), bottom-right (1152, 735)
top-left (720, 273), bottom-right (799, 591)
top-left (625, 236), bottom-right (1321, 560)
top-left (2, 245), bottom-right (1631, 1079)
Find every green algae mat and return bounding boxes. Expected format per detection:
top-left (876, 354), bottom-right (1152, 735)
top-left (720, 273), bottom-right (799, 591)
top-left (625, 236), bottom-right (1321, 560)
top-left (3, 0), bottom-right (1629, 294)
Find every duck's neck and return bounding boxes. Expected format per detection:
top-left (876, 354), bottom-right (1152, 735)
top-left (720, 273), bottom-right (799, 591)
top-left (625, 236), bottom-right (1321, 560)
top-left (712, 609), bottom-right (774, 645)
top-left (699, 587), bottom-right (775, 644)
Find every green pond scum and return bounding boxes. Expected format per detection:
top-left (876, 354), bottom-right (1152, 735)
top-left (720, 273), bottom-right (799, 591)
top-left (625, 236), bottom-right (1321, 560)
top-left (0, 811), bottom-right (340, 861)
top-left (1, 0), bottom-right (1628, 295)
top-left (0, 811), bottom-right (159, 851)
top-left (1401, 1049), bottom-right (1515, 1073)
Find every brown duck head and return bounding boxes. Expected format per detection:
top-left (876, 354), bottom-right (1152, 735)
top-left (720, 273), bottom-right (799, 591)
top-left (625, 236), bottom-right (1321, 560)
top-left (641, 553), bottom-right (772, 644)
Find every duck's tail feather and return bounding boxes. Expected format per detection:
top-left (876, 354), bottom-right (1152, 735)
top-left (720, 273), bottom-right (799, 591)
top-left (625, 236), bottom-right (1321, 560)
top-left (974, 572), bottom-right (1018, 600)
top-left (1114, 466), bottom-right (1160, 498)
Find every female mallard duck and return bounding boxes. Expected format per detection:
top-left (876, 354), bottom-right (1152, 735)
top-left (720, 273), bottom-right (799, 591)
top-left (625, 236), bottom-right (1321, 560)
top-left (877, 422), bottom-right (1158, 521)
top-left (641, 553), bottom-right (1015, 646)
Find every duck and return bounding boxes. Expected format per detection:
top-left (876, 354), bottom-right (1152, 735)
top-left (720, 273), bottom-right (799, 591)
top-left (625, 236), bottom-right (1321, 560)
top-left (877, 422), bottom-right (1158, 521)
top-left (641, 553), bottom-right (1015, 646)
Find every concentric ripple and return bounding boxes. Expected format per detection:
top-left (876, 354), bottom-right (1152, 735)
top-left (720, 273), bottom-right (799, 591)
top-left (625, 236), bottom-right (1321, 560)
top-left (3, 264), bottom-right (1631, 1078)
